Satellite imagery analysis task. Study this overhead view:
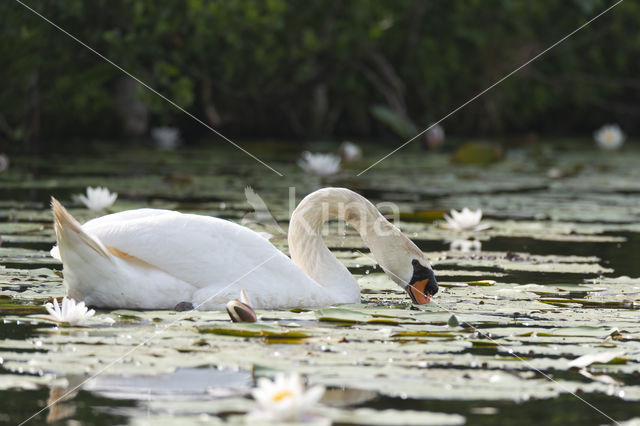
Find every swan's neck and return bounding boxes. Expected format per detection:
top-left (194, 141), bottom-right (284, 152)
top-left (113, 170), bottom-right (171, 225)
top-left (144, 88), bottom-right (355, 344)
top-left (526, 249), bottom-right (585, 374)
top-left (288, 188), bottom-right (388, 303)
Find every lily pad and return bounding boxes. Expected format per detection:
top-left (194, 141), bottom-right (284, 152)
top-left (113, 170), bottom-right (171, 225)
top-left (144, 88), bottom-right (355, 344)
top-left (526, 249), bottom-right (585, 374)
top-left (199, 323), bottom-right (311, 339)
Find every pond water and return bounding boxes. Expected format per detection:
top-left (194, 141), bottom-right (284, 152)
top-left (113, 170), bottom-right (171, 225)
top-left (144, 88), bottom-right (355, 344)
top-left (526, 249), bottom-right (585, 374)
top-left (1, 141), bottom-right (639, 425)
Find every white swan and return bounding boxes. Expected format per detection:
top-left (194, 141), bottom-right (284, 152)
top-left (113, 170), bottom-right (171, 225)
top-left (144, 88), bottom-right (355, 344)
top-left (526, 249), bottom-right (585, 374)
top-left (50, 187), bottom-right (438, 310)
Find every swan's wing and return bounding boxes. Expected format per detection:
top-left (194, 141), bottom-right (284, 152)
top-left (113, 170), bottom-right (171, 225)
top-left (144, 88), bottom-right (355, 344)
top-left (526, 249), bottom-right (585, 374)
top-left (79, 210), bottom-right (300, 289)
top-left (83, 208), bottom-right (176, 226)
top-left (50, 209), bottom-right (175, 260)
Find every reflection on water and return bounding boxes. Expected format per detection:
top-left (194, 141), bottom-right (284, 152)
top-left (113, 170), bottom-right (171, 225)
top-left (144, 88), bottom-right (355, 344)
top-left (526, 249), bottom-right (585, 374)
top-left (0, 387), bottom-right (134, 426)
top-left (482, 233), bottom-right (640, 278)
top-left (363, 393), bottom-right (640, 426)
top-left (3, 368), bottom-right (252, 424)
top-left (82, 367), bottom-right (252, 400)
top-left (47, 380), bottom-right (80, 424)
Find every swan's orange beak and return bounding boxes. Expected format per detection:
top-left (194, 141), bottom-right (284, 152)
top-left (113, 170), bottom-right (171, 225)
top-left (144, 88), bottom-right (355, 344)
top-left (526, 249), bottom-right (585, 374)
top-left (406, 260), bottom-right (438, 304)
top-left (406, 278), bottom-right (432, 304)
top-left (406, 279), bottom-right (431, 305)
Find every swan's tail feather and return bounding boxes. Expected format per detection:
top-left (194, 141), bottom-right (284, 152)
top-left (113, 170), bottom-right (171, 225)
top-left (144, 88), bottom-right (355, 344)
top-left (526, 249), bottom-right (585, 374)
top-left (51, 197), bottom-right (111, 260)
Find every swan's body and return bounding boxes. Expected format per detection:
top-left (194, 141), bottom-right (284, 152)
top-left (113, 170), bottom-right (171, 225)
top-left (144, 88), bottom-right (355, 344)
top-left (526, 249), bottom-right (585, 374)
top-left (51, 188), bottom-right (437, 310)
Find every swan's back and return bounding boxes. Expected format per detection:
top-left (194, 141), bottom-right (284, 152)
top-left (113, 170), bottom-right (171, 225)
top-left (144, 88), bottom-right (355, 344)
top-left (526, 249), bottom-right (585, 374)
top-left (81, 209), bottom-right (281, 287)
top-left (52, 203), bottom-right (333, 310)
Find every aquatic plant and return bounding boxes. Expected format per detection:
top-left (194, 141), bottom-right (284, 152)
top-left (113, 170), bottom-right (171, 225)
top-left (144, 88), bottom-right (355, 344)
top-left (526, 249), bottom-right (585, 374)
top-left (443, 208), bottom-right (489, 232)
top-left (151, 126), bottom-right (181, 151)
top-left (594, 124), bottom-right (625, 150)
top-left (425, 123), bottom-right (445, 150)
top-left (0, 153), bottom-right (9, 172)
top-left (250, 372), bottom-right (325, 423)
top-left (338, 141), bottom-right (362, 162)
top-left (226, 289), bottom-right (257, 323)
top-left (297, 152), bottom-right (341, 176)
top-left (44, 297), bottom-right (95, 326)
top-left (75, 186), bottom-right (117, 211)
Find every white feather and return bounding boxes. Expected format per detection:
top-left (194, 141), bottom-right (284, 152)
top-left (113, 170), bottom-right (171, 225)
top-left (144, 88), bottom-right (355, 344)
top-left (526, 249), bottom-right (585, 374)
top-left (51, 188), bottom-right (434, 311)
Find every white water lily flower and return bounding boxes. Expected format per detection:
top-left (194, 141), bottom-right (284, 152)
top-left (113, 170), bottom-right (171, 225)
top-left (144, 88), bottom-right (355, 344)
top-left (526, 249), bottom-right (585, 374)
top-left (547, 167), bottom-right (562, 179)
top-left (44, 297), bottom-right (95, 325)
top-left (450, 239), bottom-right (482, 252)
top-left (338, 141), bottom-right (362, 162)
top-left (425, 123), bottom-right (445, 150)
top-left (151, 126), bottom-right (181, 151)
top-left (594, 124), bottom-right (625, 150)
top-left (0, 153), bottom-right (9, 172)
top-left (250, 373), bottom-right (325, 423)
top-left (443, 208), bottom-right (489, 232)
top-left (298, 152), bottom-right (341, 176)
top-left (76, 186), bottom-right (117, 211)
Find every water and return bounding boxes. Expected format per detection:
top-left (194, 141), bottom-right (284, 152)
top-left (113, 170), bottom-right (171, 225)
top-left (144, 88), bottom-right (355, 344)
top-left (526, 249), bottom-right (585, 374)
top-left (83, 367), bottom-right (252, 400)
top-left (1, 388), bottom-right (134, 425)
top-left (1, 142), bottom-right (639, 425)
top-left (363, 393), bottom-right (638, 426)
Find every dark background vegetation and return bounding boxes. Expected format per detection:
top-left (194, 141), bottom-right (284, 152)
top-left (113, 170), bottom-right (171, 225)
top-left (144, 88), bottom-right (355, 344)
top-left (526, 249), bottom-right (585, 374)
top-left (1, 0), bottom-right (638, 152)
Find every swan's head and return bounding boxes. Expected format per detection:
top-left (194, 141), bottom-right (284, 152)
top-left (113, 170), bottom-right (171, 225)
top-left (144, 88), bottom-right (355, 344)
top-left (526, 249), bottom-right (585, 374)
top-left (404, 258), bottom-right (439, 304)
top-left (373, 234), bottom-right (439, 304)
top-left (288, 186), bottom-right (439, 304)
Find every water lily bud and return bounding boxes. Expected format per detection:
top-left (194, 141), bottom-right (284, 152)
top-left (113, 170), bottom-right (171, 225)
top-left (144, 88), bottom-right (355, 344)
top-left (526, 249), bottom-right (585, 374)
top-left (447, 314), bottom-right (460, 327)
top-left (226, 299), bottom-right (257, 323)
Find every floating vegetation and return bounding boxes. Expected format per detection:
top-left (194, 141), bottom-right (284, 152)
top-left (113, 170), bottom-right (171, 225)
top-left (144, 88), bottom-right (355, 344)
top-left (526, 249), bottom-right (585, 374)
top-left (1, 144), bottom-right (640, 424)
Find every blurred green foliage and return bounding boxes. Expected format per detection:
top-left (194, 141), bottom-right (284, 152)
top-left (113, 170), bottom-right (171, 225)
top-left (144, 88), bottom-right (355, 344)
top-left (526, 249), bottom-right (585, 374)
top-left (1, 0), bottom-right (639, 150)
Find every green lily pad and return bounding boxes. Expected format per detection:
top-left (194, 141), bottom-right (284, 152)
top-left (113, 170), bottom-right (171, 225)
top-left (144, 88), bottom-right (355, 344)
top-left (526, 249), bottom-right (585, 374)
top-left (199, 323), bottom-right (311, 339)
top-left (315, 307), bottom-right (374, 324)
